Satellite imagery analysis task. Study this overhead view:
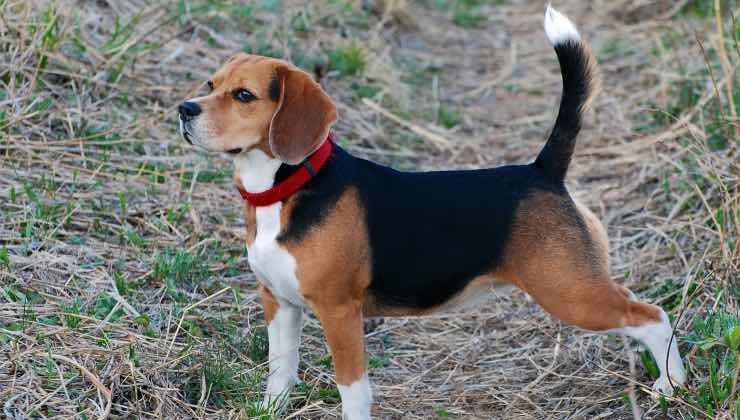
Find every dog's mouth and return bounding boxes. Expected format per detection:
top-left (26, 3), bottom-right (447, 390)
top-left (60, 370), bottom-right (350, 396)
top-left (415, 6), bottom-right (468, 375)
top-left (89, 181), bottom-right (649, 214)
top-left (179, 118), bottom-right (194, 145)
top-left (178, 119), bottom-right (242, 155)
top-left (182, 130), bottom-right (194, 145)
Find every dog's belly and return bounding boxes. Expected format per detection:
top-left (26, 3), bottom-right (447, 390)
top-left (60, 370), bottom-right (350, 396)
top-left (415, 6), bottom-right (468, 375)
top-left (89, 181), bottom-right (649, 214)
top-left (247, 203), bottom-right (306, 307)
top-left (364, 274), bottom-right (508, 317)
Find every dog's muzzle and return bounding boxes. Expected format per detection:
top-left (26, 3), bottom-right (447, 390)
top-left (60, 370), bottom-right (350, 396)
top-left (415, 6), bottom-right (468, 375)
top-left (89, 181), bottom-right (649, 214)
top-left (178, 101), bottom-right (201, 145)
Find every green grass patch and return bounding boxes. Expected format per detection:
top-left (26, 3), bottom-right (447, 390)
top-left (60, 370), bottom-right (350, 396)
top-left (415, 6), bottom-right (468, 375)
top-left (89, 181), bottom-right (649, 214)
top-left (329, 42), bottom-right (366, 77)
top-left (60, 299), bottom-right (83, 329)
top-left (0, 247), bottom-right (10, 269)
top-left (90, 292), bottom-right (125, 322)
top-left (436, 408), bottom-right (451, 417)
top-left (452, 0), bottom-right (486, 28)
top-left (152, 248), bottom-right (208, 285)
top-left (351, 82), bottom-right (381, 99)
top-left (683, 310), bottom-right (740, 417)
top-left (680, 0), bottom-right (718, 18)
top-left (639, 350), bottom-right (661, 380)
top-left (152, 248), bottom-right (210, 302)
top-left (437, 106), bottom-right (462, 129)
top-left (185, 338), bottom-right (270, 416)
top-left (296, 381), bottom-right (341, 404)
top-left (435, 0), bottom-right (490, 27)
top-left (180, 168), bottom-right (231, 186)
top-left (368, 354), bottom-right (391, 369)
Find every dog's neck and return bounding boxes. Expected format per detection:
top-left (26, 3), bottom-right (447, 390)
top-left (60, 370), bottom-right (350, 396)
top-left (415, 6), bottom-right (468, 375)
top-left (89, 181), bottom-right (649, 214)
top-left (233, 148), bottom-right (283, 194)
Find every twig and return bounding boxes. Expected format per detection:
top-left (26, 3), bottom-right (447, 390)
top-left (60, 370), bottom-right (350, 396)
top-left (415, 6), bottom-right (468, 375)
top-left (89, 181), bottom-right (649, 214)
top-left (732, 11), bottom-right (740, 60)
top-left (362, 98), bottom-right (451, 149)
top-left (164, 287), bottom-right (231, 361)
top-left (48, 354), bottom-right (112, 420)
top-left (714, 0), bottom-right (739, 140)
top-left (695, 32), bottom-right (726, 121)
top-left (107, 271), bottom-right (141, 318)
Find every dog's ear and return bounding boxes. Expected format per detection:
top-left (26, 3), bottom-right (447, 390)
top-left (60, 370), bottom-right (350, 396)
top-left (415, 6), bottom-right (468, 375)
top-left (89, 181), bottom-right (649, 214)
top-left (268, 65), bottom-right (337, 165)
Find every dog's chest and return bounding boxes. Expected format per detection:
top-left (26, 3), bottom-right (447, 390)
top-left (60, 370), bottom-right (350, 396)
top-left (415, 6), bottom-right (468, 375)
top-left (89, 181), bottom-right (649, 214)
top-left (247, 203), bottom-right (305, 306)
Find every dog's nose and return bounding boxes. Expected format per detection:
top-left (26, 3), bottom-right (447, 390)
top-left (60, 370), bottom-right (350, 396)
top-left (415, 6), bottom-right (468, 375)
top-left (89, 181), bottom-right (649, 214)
top-left (178, 101), bottom-right (201, 120)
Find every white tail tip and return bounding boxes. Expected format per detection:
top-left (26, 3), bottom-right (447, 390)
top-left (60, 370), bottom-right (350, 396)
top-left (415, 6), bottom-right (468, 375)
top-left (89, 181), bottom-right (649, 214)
top-left (544, 4), bottom-right (580, 46)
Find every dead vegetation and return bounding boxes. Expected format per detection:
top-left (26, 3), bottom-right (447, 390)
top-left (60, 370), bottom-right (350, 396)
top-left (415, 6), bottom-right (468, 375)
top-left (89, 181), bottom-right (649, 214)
top-left (1, 0), bottom-right (738, 418)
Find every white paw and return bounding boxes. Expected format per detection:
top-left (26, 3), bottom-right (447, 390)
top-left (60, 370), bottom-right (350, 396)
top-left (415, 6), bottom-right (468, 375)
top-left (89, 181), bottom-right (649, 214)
top-left (652, 376), bottom-right (674, 395)
top-left (262, 375), bottom-right (296, 411)
top-left (652, 371), bottom-right (685, 396)
top-left (651, 339), bottom-right (687, 396)
top-left (260, 391), bottom-right (290, 415)
top-left (338, 374), bottom-right (372, 420)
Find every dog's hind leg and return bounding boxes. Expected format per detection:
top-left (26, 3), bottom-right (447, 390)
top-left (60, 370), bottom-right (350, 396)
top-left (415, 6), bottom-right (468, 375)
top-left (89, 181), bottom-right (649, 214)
top-left (501, 195), bottom-right (686, 394)
top-left (516, 270), bottom-right (685, 394)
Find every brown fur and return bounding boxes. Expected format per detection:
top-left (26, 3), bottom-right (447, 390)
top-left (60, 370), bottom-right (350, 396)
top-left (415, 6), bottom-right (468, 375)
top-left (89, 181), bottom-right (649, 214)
top-left (269, 64), bottom-right (338, 164)
top-left (491, 192), bottom-right (662, 330)
top-left (282, 188), bottom-right (370, 305)
top-left (234, 173), bottom-right (258, 246)
top-left (281, 188), bottom-right (371, 384)
top-left (244, 204), bottom-right (257, 247)
top-left (195, 55), bottom-right (280, 153)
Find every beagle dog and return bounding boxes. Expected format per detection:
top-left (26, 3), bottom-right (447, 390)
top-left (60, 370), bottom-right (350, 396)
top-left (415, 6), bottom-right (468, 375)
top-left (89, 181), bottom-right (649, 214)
top-left (178, 6), bottom-right (686, 419)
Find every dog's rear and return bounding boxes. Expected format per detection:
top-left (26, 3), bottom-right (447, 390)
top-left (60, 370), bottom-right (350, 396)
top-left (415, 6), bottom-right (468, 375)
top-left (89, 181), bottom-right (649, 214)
top-left (499, 6), bottom-right (686, 396)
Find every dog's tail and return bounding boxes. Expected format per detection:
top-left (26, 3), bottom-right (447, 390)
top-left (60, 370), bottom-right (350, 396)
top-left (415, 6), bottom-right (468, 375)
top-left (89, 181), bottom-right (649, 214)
top-left (534, 5), bottom-right (600, 183)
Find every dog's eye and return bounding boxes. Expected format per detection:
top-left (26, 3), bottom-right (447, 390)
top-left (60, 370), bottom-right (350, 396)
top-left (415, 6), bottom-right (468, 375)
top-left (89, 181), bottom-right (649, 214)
top-left (233, 88), bottom-right (256, 103)
top-left (207, 80), bottom-right (214, 92)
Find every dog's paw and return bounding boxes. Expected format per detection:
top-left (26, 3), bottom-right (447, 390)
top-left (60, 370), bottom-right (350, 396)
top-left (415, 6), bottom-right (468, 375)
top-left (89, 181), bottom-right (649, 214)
top-left (259, 391), bottom-right (289, 416)
top-left (652, 373), bottom-right (685, 396)
top-left (259, 398), bottom-right (284, 417)
top-left (652, 376), bottom-right (674, 395)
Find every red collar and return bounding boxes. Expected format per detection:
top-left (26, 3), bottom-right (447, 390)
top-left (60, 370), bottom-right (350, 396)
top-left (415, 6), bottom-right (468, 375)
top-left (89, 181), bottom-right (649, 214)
top-left (237, 137), bottom-right (334, 207)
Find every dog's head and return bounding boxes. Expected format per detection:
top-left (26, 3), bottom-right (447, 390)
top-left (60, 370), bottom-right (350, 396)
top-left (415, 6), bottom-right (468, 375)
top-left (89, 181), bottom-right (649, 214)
top-left (178, 53), bottom-right (337, 164)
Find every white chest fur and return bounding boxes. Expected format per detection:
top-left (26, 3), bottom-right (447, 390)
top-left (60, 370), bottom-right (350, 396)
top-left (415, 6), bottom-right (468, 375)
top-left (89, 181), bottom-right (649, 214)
top-left (248, 203), bottom-right (305, 306)
top-left (235, 150), bottom-right (305, 307)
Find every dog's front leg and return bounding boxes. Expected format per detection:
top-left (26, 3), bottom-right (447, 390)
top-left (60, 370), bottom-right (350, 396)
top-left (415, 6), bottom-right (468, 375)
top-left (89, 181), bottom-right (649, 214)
top-left (313, 300), bottom-right (371, 420)
top-left (260, 285), bottom-right (303, 412)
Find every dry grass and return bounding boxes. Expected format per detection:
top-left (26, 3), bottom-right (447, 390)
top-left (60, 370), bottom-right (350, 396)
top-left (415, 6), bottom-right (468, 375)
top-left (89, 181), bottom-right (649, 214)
top-left (1, 0), bottom-right (738, 418)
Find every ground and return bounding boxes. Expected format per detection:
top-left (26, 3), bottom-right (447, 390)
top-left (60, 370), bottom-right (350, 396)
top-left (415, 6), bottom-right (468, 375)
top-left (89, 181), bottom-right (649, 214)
top-left (1, 0), bottom-right (739, 419)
